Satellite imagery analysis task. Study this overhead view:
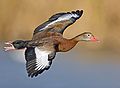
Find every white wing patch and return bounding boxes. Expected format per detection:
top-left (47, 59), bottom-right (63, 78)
top-left (40, 13), bottom-right (79, 31)
top-left (35, 47), bottom-right (51, 70)
top-left (58, 14), bottom-right (79, 21)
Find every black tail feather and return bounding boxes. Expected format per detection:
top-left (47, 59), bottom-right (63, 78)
top-left (12, 40), bottom-right (29, 49)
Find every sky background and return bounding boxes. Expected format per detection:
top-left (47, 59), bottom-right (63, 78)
top-left (0, 0), bottom-right (120, 88)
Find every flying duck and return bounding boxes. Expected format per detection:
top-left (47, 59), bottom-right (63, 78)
top-left (4, 10), bottom-right (99, 78)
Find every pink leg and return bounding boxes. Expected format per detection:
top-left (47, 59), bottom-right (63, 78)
top-left (4, 41), bottom-right (26, 51)
top-left (4, 41), bottom-right (15, 51)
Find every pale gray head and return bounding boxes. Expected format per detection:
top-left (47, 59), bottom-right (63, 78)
top-left (75, 32), bottom-right (99, 42)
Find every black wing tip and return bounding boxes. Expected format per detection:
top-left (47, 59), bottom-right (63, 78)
top-left (28, 71), bottom-right (42, 78)
top-left (72, 9), bottom-right (83, 18)
top-left (28, 73), bottom-right (39, 78)
top-left (76, 10), bottom-right (83, 15)
top-left (27, 66), bottom-right (51, 78)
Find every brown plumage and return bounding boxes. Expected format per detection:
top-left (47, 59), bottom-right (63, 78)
top-left (4, 10), bottom-right (99, 78)
top-left (28, 32), bottom-right (98, 52)
top-left (27, 32), bottom-right (77, 52)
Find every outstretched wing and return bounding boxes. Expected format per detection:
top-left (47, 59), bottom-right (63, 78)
top-left (25, 47), bottom-right (56, 78)
top-left (33, 10), bottom-right (83, 35)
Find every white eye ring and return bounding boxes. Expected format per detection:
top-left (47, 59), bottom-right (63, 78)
top-left (87, 34), bottom-right (91, 37)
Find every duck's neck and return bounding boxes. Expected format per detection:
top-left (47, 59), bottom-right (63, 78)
top-left (58, 37), bottom-right (79, 52)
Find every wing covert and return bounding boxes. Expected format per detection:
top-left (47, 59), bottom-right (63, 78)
top-left (33, 10), bottom-right (83, 35)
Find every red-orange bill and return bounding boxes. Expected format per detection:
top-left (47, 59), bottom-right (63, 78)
top-left (90, 36), bottom-right (100, 42)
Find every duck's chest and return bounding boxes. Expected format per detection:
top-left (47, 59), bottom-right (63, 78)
top-left (57, 40), bottom-right (77, 52)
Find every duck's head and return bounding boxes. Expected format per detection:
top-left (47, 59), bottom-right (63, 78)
top-left (75, 32), bottom-right (99, 42)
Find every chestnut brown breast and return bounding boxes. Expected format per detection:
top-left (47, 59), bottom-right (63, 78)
top-left (58, 39), bottom-right (78, 52)
top-left (51, 37), bottom-right (78, 52)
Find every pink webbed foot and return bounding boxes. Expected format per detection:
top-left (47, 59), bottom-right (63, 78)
top-left (4, 41), bottom-right (16, 51)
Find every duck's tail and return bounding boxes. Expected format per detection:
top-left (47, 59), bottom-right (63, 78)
top-left (4, 40), bottom-right (30, 51)
top-left (12, 40), bottom-right (30, 49)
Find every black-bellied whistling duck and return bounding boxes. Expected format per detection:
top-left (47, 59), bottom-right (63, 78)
top-left (4, 10), bottom-right (99, 78)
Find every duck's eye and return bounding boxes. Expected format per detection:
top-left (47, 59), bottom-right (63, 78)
top-left (87, 34), bottom-right (91, 37)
